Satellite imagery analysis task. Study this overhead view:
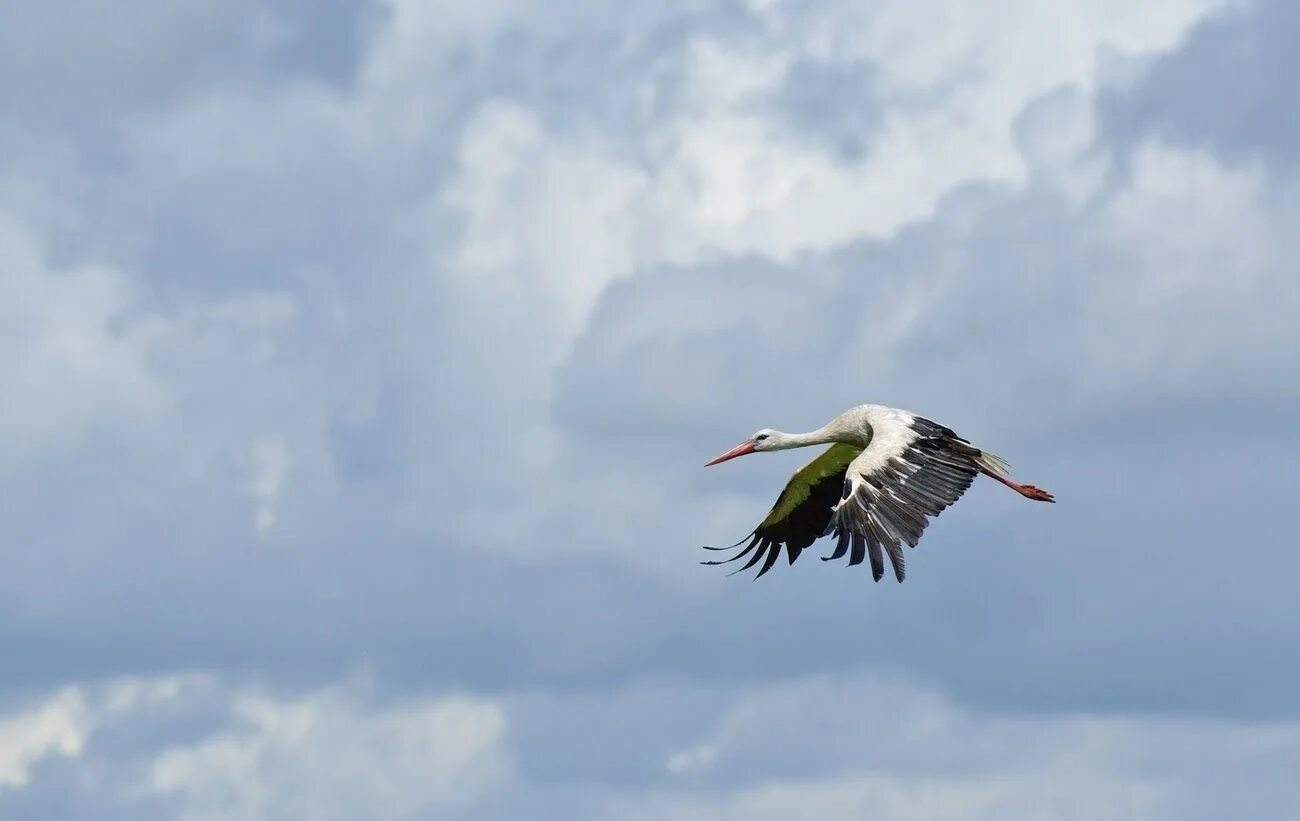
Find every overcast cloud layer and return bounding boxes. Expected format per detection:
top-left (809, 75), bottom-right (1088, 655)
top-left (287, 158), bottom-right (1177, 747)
top-left (5, 0), bottom-right (1300, 818)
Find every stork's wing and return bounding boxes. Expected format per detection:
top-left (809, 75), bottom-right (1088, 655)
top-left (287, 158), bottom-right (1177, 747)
top-left (825, 415), bottom-right (984, 583)
top-left (703, 442), bottom-right (863, 579)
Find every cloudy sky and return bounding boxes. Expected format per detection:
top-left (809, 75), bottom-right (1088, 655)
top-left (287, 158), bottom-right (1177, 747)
top-left (4, 0), bottom-right (1300, 818)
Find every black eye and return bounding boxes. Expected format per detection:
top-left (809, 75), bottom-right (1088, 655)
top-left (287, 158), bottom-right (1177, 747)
top-left (755, 433), bottom-right (769, 441)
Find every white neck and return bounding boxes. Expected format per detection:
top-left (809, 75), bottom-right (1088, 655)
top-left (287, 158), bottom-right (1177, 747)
top-left (769, 426), bottom-right (837, 450)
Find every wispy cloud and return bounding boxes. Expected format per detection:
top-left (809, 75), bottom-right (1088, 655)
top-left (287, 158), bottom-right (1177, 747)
top-left (4, 673), bottom-right (1298, 819)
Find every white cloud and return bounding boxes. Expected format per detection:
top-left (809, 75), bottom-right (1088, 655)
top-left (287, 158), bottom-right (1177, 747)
top-left (665, 742), bottom-right (717, 775)
top-left (606, 674), bottom-right (1300, 821)
top-left (147, 683), bottom-right (511, 821)
top-left (0, 688), bottom-right (87, 791)
top-left (426, 0), bottom-right (1228, 358)
top-left (615, 774), bottom-right (1164, 821)
top-left (668, 0), bottom-right (1222, 253)
top-left (0, 676), bottom-right (197, 793)
top-left (247, 437), bottom-right (291, 536)
top-left (1, 676), bottom-right (512, 818)
top-left (362, 0), bottom-right (534, 90)
top-left (1080, 141), bottom-right (1300, 404)
top-left (115, 0), bottom-right (1214, 349)
top-left (440, 100), bottom-right (652, 331)
top-left (3, 672), bottom-right (1299, 820)
top-left (0, 216), bottom-right (166, 463)
top-left (0, 211), bottom-right (313, 497)
top-left (1014, 85), bottom-right (1108, 203)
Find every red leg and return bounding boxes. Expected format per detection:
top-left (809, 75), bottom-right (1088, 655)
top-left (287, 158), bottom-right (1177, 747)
top-left (980, 469), bottom-right (1055, 503)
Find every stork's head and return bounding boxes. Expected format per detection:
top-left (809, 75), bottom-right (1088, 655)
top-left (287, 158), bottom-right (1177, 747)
top-left (704, 428), bottom-right (778, 466)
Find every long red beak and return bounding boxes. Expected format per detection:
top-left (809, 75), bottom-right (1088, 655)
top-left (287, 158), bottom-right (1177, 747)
top-left (705, 440), bottom-right (757, 466)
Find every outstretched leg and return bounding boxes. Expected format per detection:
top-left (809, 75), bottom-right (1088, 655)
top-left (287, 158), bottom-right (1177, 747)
top-left (979, 469), bottom-right (1055, 502)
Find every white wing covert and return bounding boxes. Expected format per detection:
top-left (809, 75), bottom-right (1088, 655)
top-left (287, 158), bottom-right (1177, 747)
top-left (824, 414), bottom-right (986, 582)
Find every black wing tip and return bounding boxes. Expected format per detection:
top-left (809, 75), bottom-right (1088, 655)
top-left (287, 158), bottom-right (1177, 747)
top-left (701, 530), bottom-right (758, 551)
top-left (752, 542), bottom-right (782, 579)
top-left (704, 530), bottom-right (821, 580)
top-left (724, 538), bottom-right (775, 578)
top-left (700, 535), bottom-right (761, 567)
top-left (699, 541), bottom-right (789, 580)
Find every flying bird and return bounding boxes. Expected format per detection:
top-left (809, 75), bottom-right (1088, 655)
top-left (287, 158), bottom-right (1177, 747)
top-left (704, 404), bottom-right (1053, 582)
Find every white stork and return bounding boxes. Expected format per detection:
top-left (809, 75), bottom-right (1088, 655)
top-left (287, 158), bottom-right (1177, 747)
top-left (703, 404), bottom-right (1053, 582)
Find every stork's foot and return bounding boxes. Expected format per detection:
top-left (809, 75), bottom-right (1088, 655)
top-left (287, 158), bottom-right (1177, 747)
top-left (1015, 484), bottom-right (1055, 503)
top-left (979, 469), bottom-right (1056, 503)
